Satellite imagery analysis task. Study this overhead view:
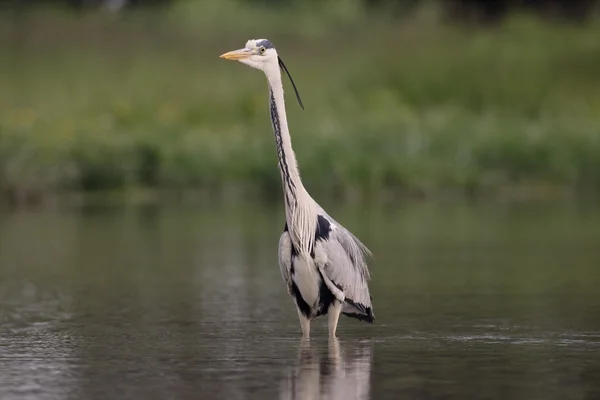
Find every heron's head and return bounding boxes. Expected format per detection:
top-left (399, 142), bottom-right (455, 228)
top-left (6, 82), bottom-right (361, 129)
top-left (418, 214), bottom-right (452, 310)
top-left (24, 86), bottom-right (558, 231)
top-left (220, 39), bottom-right (278, 71)
top-left (220, 38), bottom-right (305, 110)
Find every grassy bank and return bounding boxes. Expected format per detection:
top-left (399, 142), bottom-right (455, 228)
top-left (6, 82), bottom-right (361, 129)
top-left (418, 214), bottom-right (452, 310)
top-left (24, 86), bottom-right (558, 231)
top-left (2, 1), bottom-right (600, 205)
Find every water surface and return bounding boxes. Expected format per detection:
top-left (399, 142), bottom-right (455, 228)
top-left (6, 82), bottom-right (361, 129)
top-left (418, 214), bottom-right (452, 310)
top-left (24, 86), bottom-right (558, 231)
top-left (1, 201), bottom-right (599, 399)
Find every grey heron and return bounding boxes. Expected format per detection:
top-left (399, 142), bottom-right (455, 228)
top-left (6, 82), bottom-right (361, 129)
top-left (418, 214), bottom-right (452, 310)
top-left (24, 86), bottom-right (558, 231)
top-left (220, 39), bottom-right (375, 338)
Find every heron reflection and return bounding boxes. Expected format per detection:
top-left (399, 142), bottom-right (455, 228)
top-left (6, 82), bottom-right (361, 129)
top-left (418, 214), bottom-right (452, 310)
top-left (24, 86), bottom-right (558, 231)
top-left (280, 338), bottom-right (373, 400)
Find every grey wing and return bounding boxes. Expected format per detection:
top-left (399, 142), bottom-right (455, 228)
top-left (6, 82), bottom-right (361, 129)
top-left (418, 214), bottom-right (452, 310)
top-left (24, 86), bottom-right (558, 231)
top-left (278, 231), bottom-right (293, 295)
top-left (314, 217), bottom-right (374, 321)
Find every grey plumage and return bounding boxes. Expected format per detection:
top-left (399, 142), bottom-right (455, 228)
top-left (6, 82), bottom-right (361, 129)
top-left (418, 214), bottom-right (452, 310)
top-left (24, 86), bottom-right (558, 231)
top-left (279, 209), bottom-right (375, 324)
top-left (315, 208), bottom-right (374, 318)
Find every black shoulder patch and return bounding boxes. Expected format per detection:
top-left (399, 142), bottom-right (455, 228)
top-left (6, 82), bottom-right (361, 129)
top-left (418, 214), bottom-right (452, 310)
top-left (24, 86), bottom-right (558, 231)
top-left (315, 215), bottom-right (331, 241)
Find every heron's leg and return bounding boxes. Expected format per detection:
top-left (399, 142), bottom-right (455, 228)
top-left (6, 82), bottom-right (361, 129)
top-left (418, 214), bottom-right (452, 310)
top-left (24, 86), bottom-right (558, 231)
top-left (297, 308), bottom-right (311, 338)
top-left (328, 300), bottom-right (343, 338)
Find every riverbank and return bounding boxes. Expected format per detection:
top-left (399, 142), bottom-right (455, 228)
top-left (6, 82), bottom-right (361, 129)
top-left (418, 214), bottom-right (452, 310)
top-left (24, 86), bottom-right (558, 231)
top-left (2, 2), bottom-right (600, 206)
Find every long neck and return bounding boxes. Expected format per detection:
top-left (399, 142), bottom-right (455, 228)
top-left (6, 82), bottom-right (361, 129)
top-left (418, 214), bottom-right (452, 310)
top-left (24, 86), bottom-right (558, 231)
top-left (267, 74), bottom-right (305, 211)
top-left (267, 72), bottom-right (318, 258)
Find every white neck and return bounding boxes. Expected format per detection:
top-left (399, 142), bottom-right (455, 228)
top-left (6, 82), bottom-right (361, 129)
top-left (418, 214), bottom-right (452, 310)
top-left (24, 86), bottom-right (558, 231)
top-left (266, 72), bottom-right (306, 209)
top-left (266, 69), bottom-right (317, 259)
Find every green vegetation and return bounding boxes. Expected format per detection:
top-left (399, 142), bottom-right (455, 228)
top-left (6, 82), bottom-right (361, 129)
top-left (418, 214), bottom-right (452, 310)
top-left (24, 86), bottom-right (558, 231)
top-left (2, 1), bottom-right (600, 205)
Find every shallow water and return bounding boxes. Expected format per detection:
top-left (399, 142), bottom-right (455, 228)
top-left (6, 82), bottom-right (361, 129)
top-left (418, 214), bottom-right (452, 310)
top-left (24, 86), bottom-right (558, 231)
top-left (1, 201), bottom-right (599, 399)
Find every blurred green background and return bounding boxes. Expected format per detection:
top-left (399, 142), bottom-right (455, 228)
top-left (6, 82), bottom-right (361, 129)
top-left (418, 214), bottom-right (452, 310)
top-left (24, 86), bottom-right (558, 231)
top-left (2, 0), bottom-right (600, 207)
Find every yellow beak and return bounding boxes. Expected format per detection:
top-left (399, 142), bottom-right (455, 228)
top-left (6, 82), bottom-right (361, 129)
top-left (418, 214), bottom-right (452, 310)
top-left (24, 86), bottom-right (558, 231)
top-left (219, 48), bottom-right (252, 60)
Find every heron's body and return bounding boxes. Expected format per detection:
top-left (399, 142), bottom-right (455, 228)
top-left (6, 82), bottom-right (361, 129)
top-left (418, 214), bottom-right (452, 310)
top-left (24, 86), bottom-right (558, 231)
top-left (221, 39), bottom-right (374, 338)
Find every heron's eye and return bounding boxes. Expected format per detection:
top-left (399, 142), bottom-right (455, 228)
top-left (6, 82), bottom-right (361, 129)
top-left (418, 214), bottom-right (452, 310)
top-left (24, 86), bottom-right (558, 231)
top-left (260, 47), bottom-right (266, 55)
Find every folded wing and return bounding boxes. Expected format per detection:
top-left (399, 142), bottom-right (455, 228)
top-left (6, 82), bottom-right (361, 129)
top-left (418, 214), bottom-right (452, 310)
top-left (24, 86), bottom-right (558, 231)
top-left (313, 213), bottom-right (374, 322)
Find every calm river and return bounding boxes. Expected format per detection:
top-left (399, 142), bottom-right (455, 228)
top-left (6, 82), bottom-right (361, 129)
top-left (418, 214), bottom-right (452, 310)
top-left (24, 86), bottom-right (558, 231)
top-left (1, 200), bottom-right (599, 399)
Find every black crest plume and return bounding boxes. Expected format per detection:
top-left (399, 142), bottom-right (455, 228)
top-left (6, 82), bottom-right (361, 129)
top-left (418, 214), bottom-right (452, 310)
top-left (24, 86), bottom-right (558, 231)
top-left (278, 56), bottom-right (304, 110)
